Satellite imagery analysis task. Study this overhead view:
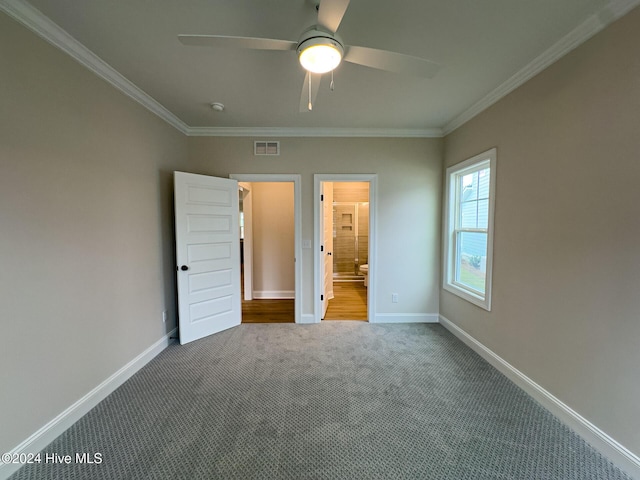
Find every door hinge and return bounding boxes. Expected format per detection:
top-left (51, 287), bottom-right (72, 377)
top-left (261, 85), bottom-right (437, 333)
top-left (321, 294), bottom-right (324, 301)
top-left (321, 194), bottom-right (324, 201)
top-left (321, 245), bottom-right (324, 252)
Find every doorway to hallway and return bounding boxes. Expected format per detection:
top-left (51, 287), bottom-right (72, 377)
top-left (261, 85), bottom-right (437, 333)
top-left (232, 174), bottom-right (302, 324)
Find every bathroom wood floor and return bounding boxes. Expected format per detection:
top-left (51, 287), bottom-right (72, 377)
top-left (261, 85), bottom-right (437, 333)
top-left (324, 281), bottom-right (368, 321)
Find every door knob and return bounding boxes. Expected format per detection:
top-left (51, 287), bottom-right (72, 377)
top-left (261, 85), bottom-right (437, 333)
top-left (327, 252), bottom-right (332, 256)
top-left (180, 265), bottom-right (189, 271)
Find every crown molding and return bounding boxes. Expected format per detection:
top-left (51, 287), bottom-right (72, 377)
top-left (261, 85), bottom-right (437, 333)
top-left (442, 0), bottom-right (640, 135)
top-left (186, 126), bottom-right (444, 138)
top-left (0, 0), bottom-right (190, 135)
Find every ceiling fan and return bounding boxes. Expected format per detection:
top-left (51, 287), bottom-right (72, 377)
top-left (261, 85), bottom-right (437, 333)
top-left (178, 0), bottom-right (441, 112)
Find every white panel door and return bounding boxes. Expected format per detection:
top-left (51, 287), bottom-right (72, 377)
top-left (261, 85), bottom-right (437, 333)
top-left (174, 172), bottom-right (241, 345)
top-left (321, 182), bottom-right (334, 318)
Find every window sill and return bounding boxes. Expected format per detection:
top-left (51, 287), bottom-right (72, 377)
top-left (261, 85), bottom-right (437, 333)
top-left (443, 282), bottom-right (491, 311)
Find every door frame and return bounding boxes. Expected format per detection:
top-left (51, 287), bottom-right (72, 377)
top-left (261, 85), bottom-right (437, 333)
top-left (320, 181), bottom-right (334, 318)
top-left (238, 182), bottom-right (253, 300)
top-left (314, 174), bottom-right (377, 323)
top-left (230, 174), bottom-right (302, 324)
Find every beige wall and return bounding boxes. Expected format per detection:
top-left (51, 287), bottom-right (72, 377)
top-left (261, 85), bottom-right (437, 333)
top-left (0, 13), bottom-right (189, 454)
top-left (250, 182), bottom-right (295, 296)
top-left (188, 136), bottom-right (443, 318)
top-left (442, 7), bottom-right (640, 456)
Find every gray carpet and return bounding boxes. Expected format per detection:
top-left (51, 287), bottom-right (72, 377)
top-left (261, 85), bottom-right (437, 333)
top-left (10, 322), bottom-right (632, 479)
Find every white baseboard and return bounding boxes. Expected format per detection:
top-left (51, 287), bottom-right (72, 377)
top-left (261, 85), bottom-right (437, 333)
top-left (438, 315), bottom-right (640, 480)
top-left (299, 313), bottom-right (317, 324)
top-left (0, 329), bottom-right (177, 480)
top-left (252, 290), bottom-right (295, 299)
top-left (373, 313), bottom-right (439, 324)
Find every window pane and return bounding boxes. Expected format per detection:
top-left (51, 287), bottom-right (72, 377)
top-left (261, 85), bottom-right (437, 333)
top-left (477, 199), bottom-right (489, 229)
top-left (455, 231), bottom-right (487, 293)
top-left (460, 200), bottom-right (478, 228)
top-left (478, 167), bottom-right (490, 199)
top-left (461, 172), bottom-right (478, 202)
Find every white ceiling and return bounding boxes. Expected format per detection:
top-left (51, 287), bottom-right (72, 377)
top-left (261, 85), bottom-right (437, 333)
top-left (4, 0), bottom-right (638, 135)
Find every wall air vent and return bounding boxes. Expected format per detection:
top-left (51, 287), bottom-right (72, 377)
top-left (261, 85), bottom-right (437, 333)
top-left (254, 141), bottom-right (280, 156)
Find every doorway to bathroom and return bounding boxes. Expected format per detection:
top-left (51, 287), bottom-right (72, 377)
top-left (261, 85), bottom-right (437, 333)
top-left (314, 174), bottom-right (377, 323)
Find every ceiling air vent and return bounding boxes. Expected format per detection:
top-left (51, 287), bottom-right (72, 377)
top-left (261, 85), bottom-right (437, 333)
top-left (254, 141), bottom-right (280, 156)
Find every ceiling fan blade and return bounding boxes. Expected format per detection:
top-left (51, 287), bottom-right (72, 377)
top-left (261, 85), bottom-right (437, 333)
top-left (299, 72), bottom-right (323, 113)
top-left (178, 34), bottom-right (297, 51)
top-left (344, 45), bottom-right (441, 78)
top-left (317, 0), bottom-right (351, 33)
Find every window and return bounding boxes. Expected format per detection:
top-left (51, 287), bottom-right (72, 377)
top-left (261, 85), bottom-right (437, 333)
top-left (443, 148), bottom-right (496, 310)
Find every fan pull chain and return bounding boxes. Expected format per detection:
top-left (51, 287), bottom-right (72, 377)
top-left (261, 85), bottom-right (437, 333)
top-left (330, 70), bottom-right (335, 91)
top-left (308, 74), bottom-right (313, 111)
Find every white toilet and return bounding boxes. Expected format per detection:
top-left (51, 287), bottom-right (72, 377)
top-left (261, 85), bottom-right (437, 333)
top-left (359, 264), bottom-right (368, 287)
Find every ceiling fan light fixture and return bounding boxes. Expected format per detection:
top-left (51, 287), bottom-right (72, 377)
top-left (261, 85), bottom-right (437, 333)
top-left (297, 36), bottom-right (343, 74)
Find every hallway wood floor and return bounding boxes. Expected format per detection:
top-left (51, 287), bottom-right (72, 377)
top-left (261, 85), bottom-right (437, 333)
top-left (324, 281), bottom-right (368, 321)
top-left (241, 267), bottom-right (294, 323)
top-left (242, 297), bottom-right (294, 323)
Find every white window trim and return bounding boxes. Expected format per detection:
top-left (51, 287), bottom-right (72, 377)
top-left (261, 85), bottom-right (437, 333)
top-left (443, 148), bottom-right (496, 311)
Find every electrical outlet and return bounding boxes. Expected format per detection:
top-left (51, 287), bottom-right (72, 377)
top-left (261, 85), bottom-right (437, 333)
top-left (162, 310), bottom-right (168, 323)
top-left (392, 293), bottom-right (399, 303)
